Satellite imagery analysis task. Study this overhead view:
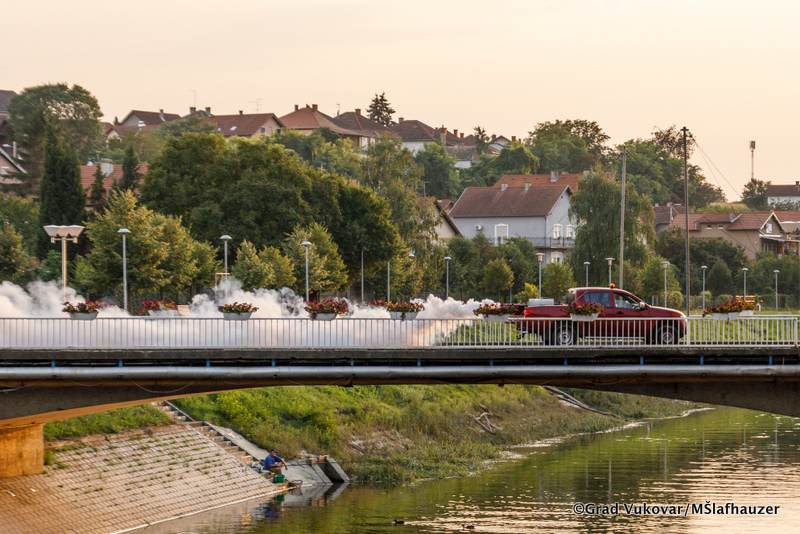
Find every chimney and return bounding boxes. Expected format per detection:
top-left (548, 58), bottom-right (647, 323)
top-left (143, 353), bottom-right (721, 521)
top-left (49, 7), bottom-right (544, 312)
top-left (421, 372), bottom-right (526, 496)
top-left (294, 104), bottom-right (299, 111)
top-left (501, 184), bottom-right (508, 191)
top-left (460, 133), bottom-right (464, 139)
top-left (239, 110), bottom-right (243, 115)
top-left (453, 129), bottom-right (458, 137)
top-left (524, 182), bottom-right (531, 191)
top-left (550, 171), bottom-right (558, 183)
top-left (159, 109), bottom-right (164, 122)
top-left (440, 127), bottom-right (447, 145)
top-left (511, 136), bottom-right (516, 142)
top-left (796, 181), bottom-right (799, 186)
top-left (312, 104), bottom-right (318, 112)
top-left (190, 107), bottom-right (196, 115)
top-left (355, 108), bottom-right (361, 115)
top-left (205, 107), bottom-right (211, 116)
top-left (398, 117), bottom-right (404, 123)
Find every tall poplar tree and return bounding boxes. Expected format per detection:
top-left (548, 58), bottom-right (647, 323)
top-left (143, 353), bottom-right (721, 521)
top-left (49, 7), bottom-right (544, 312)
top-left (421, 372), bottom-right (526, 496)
top-left (367, 92), bottom-right (396, 127)
top-left (115, 145), bottom-right (141, 193)
top-left (88, 165), bottom-right (107, 213)
top-left (37, 128), bottom-right (86, 258)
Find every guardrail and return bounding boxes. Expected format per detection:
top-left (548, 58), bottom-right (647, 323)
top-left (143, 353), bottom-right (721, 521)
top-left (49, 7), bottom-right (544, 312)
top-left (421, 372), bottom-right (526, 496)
top-left (0, 316), bottom-right (797, 350)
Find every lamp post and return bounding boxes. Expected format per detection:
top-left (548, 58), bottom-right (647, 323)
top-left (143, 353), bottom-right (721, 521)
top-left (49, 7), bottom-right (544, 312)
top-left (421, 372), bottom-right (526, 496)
top-left (661, 261), bottom-right (670, 307)
top-left (774, 269), bottom-right (780, 309)
top-left (408, 251), bottom-right (415, 301)
top-left (584, 261), bottom-right (590, 287)
top-left (361, 248), bottom-right (365, 303)
top-left (444, 256), bottom-right (451, 300)
top-left (742, 267), bottom-right (749, 302)
top-left (387, 261), bottom-right (391, 302)
top-left (43, 225), bottom-right (84, 303)
top-left (536, 253), bottom-right (544, 294)
top-left (220, 235), bottom-right (231, 273)
top-left (301, 241), bottom-right (312, 302)
top-left (118, 229), bottom-right (130, 313)
top-left (606, 258), bottom-right (614, 287)
top-left (701, 265), bottom-right (707, 312)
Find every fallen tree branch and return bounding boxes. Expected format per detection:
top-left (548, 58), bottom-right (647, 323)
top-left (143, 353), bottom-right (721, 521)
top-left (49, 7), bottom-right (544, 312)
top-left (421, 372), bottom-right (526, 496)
top-left (542, 386), bottom-right (625, 420)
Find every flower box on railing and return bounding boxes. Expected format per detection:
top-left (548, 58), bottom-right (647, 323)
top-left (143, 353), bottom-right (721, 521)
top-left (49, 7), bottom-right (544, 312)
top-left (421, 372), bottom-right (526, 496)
top-left (473, 304), bottom-right (516, 323)
top-left (63, 301), bottom-right (101, 320)
top-left (704, 299), bottom-right (751, 320)
top-left (385, 301), bottom-right (424, 321)
top-left (140, 300), bottom-right (178, 317)
top-left (305, 299), bottom-right (348, 320)
top-left (565, 303), bottom-right (603, 322)
top-left (218, 302), bottom-right (258, 320)
top-left (570, 313), bottom-right (600, 322)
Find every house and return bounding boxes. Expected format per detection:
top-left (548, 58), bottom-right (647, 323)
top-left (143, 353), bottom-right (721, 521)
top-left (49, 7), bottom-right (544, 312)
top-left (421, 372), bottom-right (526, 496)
top-left (119, 109), bottom-right (181, 128)
top-left (767, 182), bottom-right (800, 206)
top-left (668, 211), bottom-right (797, 259)
top-left (388, 119), bottom-right (463, 153)
top-left (81, 162), bottom-right (149, 207)
top-left (0, 90), bottom-right (17, 158)
top-left (0, 145), bottom-right (24, 188)
top-left (330, 109), bottom-right (396, 138)
top-left (449, 184), bottom-right (574, 263)
top-left (445, 146), bottom-right (481, 168)
top-left (279, 104), bottom-right (375, 147)
top-left (419, 197), bottom-right (462, 243)
top-left (653, 203), bottom-right (687, 233)
top-left (437, 199), bottom-right (455, 213)
top-left (489, 135), bottom-right (514, 151)
top-left (210, 111), bottom-right (284, 138)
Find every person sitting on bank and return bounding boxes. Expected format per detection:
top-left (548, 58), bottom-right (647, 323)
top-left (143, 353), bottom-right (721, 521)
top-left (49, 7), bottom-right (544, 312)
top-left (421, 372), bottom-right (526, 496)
top-left (262, 449), bottom-right (288, 474)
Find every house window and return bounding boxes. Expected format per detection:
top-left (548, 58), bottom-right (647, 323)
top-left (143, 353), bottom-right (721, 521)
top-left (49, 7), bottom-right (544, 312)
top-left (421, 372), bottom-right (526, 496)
top-left (553, 224), bottom-right (562, 239)
top-left (551, 252), bottom-right (563, 263)
top-left (566, 224), bottom-right (574, 238)
top-left (766, 223), bottom-right (773, 233)
top-left (718, 224), bottom-right (724, 229)
top-left (706, 224), bottom-right (712, 230)
top-left (0, 166), bottom-right (8, 176)
top-left (260, 127), bottom-right (266, 134)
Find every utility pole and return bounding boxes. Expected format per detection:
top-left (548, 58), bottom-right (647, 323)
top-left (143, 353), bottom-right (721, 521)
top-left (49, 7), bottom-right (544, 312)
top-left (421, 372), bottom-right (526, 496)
top-left (750, 140), bottom-right (756, 180)
top-left (619, 145), bottom-right (626, 288)
top-left (682, 127), bottom-right (691, 317)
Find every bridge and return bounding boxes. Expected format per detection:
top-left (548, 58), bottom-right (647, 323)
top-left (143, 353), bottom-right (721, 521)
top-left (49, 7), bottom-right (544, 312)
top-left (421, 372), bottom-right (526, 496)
top-left (1, 315), bottom-right (798, 477)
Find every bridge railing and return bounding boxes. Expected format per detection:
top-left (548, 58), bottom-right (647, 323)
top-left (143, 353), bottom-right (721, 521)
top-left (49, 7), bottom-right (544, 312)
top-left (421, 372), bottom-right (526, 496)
top-left (0, 315), bottom-right (797, 350)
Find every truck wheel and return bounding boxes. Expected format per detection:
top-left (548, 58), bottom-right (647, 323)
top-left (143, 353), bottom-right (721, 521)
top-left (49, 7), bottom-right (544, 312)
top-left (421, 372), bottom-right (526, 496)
top-left (551, 324), bottom-right (576, 346)
top-left (653, 324), bottom-right (678, 345)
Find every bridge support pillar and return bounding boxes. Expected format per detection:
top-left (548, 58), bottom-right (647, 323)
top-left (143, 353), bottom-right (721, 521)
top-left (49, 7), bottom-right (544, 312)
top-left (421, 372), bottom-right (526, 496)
top-left (0, 425), bottom-right (43, 478)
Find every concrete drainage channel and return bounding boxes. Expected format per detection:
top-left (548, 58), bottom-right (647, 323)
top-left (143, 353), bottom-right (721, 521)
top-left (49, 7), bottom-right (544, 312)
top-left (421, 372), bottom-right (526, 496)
top-left (153, 401), bottom-right (350, 492)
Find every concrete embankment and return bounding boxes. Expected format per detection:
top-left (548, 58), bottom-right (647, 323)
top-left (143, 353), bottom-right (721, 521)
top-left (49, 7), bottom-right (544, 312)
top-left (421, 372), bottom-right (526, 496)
top-left (0, 424), bottom-right (282, 534)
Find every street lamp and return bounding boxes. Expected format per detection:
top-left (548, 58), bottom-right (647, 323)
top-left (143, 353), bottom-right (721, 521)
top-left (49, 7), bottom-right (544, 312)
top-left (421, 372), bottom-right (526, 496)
top-left (584, 261), bottom-right (590, 287)
top-left (387, 261), bottom-right (391, 302)
top-left (444, 256), bottom-right (451, 300)
top-left (661, 261), bottom-right (670, 307)
top-left (606, 258), bottom-right (614, 287)
top-left (408, 251), bottom-right (415, 301)
top-left (43, 225), bottom-right (84, 303)
top-left (536, 253), bottom-right (545, 294)
top-left (301, 241), bottom-right (312, 301)
top-left (220, 235), bottom-right (231, 273)
top-left (118, 229), bottom-right (130, 313)
top-left (742, 267), bottom-right (749, 302)
top-left (774, 269), bottom-right (780, 309)
top-left (361, 248), bottom-right (366, 303)
top-left (701, 265), bottom-right (707, 312)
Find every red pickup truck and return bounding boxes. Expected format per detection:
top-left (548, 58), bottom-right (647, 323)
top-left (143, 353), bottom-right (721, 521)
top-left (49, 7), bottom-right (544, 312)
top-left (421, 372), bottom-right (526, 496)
top-left (520, 287), bottom-right (686, 345)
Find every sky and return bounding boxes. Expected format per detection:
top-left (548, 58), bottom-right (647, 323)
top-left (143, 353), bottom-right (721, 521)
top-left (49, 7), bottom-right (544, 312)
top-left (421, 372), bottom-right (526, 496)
top-left (5, 0), bottom-right (799, 201)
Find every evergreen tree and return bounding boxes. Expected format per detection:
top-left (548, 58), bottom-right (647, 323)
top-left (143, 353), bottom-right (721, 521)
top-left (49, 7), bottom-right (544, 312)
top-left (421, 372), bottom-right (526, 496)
top-left (0, 222), bottom-right (29, 281)
top-left (367, 92), bottom-right (396, 127)
top-left (88, 165), bottom-right (107, 213)
top-left (37, 128), bottom-right (86, 258)
top-left (115, 145), bottom-right (141, 193)
top-left (474, 126), bottom-right (490, 155)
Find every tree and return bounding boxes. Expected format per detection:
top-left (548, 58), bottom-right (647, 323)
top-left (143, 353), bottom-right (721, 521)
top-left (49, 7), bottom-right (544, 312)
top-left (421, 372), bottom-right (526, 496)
top-left (0, 195), bottom-right (39, 256)
top-left (0, 223), bottom-right (29, 281)
top-left (460, 143), bottom-right (539, 189)
top-left (414, 142), bottom-right (460, 200)
top-left (652, 125), bottom-right (695, 159)
top-left (366, 92), bottom-right (395, 127)
top-left (103, 127), bottom-right (163, 164)
top-left (285, 223), bottom-right (347, 296)
top-left (542, 262), bottom-right (575, 302)
top-left (481, 259), bottom-right (514, 301)
top-left (4, 83), bottom-right (103, 196)
top-left (497, 237), bottom-right (541, 298)
top-left (525, 122), bottom-right (596, 173)
top-left (567, 169), bottom-right (655, 285)
top-left (115, 145), bottom-right (141, 193)
top-left (232, 240), bottom-right (274, 291)
top-left (639, 256), bottom-right (680, 302)
top-left (474, 126), bottom-right (490, 155)
top-left (741, 178), bottom-right (770, 210)
top-left (88, 165), bottom-right (107, 213)
top-left (706, 259), bottom-right (733, 297)
top-left (37, 128), bottom-right (86, 258)
top-left (154, 114), bottom-right (216, 138)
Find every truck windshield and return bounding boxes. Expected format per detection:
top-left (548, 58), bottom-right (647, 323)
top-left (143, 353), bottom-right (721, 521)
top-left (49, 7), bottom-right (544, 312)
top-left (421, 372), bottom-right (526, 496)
top-left (583, 292), bottom-right (612, 307)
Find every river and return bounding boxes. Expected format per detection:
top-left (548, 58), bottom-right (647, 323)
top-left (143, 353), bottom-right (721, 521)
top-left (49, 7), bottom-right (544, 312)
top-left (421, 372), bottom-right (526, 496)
top-left (151, 407), bottom-right (800, 533)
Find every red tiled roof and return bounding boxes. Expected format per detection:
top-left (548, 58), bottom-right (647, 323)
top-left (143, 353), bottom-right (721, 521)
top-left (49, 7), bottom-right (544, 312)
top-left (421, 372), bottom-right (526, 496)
top-left (669, 211), bottom-right (783, 232)
top-left (121, 110), bottom-right (181, 126)
top-left (491, 173), bottom-right (615, 192)
top-left (210, 113), bottom-right (284, 137)
top-left (727, 212), bottom-right (780, 231)
top-left (766, 184), bottom-right (800, 197)
top-left (330, 112), bottom-right (396, 137)
top-left (653, 204), bottom-right (687, 225)
top-left (437, 199), bottom-right (454, 213)
top-left (279, 106), bottom-right (369, 137)
top-left (389, 120), bottom-right (463, 145)
top-left (773, 211), bottom-right (800, 223)
top-left (81, 163), bottom-right (149, 194)
top-left (449, 186), bottom-right (569, 218)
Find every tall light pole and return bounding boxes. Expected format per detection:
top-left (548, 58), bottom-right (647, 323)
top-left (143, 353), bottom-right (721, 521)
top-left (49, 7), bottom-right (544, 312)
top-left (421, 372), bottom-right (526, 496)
top-left (742, 267), bottom-right (749, 302)
top-left (43, 225), bottom-right (84, 303)
top-left (302, 241), bottom-right (312, 301)
top-left (220, 235), bottom-right (231, 273)
top-left (118, 229), bottom-right (130, 313)
top-left (701, 265), bottom-right (707, 312)
top-left (774, 269), bottom-right (780, 309)
top-left (387, 261), bottom-right (391, 302)
top-left (584, 261), bottom-right (590, 287)
top-left (536, 253), bottom-right (544, 295)
top-left (606, 258), bottom-right (614, 287)
top-left (444, 256), bottom-right (451, 299)
top-left (408, 251), bottom-right (415, 301)
top-left (661, 261), bottom-right (670, 307)
top-left (361, 248), bottom-right (365, 303)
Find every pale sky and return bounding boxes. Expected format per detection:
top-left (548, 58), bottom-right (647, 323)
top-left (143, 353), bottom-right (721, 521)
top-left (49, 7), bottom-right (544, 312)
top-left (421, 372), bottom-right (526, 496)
top-left (6, 0), bottom-right (799, 201)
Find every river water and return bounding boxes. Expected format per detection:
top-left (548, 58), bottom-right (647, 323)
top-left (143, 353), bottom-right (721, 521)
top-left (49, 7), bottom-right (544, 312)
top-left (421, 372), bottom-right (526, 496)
top-left (156, 407), bottom-right (800, 533)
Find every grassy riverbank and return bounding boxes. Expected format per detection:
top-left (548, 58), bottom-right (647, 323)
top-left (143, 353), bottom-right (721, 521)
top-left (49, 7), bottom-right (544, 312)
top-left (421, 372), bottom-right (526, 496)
top-left (172, 385), bottom-right (696, 484)
top-left (43, 405), bottom-right (172, 442)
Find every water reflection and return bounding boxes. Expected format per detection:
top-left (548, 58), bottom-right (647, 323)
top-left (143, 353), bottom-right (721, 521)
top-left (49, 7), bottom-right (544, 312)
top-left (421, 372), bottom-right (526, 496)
top-left (154, 408), bottom-right (800, 533)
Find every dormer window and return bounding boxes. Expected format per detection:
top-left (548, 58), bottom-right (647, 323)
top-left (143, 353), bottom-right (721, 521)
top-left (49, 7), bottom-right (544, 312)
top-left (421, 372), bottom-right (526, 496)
top-left (766, 223), bottom-right (773, 233)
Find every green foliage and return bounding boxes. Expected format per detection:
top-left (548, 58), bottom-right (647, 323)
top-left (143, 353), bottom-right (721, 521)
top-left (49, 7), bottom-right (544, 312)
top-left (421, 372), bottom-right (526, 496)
top-left (366, 92), bottom-right (396, 127)
top-left (232, 240), bottom-right (296, 291)
top-left (542, 262), bottom-right (575, 302)
top-left (37, 128), bottom-right (86, 258)
top-left (271, 128), bottom-right (362, 177)
top-left (525, 121), bottom-right (599, 173)
top-left (153, 114), bottom-right (216, 138)
top-left (0, 222), bottom-right (29, 281)
top-left (103, 128), bottom-right (164, 164)
top-left (741, 178), bottom-right (770, 210)
top-left (285, 223), bottom-right (347, 295)
top-left (88, 165), bottom-right (107, 213)
top-left (514, 282), bottom-right (539, 302)
top-left (114, 145), bottom-right (141, 193)
top-left (638, 256), bottom-right (681, 300)
top-left (4, 82), bottom-right (104, 195)
top-left (746, 252), bottom-right (799, 303)
top-left (0, 195), bottom-right (39, 255)
top-left (707, 260), bottom-right (733, 296)
top-left (567, 169), bottom-right (655, 284)
top-left (43, 405), bottom-right (172, 441)
top-left (497, 237), bottom-right (541, 297)
top-left (414, 142), bottom-right (460, 200)
top-left (473, 126), bottom-right (490, 155)
top-left (481, 258), bottom-right (514, 301)
top-left (460, 143), bottom-right (538, 189)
